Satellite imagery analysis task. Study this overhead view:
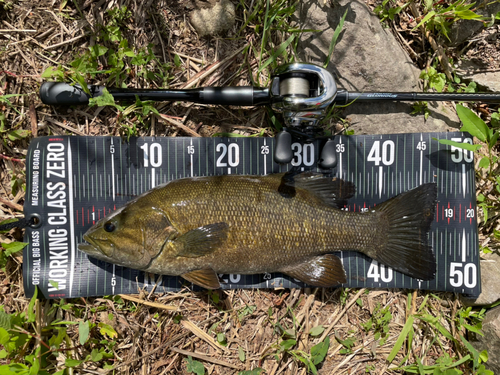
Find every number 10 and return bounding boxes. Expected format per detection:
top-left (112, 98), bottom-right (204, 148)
top-left (140, 143), bottom-right (162, 167)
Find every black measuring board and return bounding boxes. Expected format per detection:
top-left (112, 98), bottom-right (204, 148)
top-left (22, 133), bottom-right (481, 299)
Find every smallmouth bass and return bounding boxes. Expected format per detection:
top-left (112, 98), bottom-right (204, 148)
top-left (78, 172), bottom-right (437, 289)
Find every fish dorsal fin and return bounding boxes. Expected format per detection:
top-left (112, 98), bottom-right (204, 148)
top-left (182, 269), bottom-right (221, 289)
top-left (279, 171), bottom-right (355, 209)
top-left (175, 223), bottom-right (229, 258)
top-left (284, 254), bottom-right (347, 287)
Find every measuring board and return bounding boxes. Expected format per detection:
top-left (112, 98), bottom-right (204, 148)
top-left (22, 133), bottom-right (480, 299)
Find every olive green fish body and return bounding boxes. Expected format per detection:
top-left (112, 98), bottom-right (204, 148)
top-left (145, 175), bottom-right (382, 275)
top-left (79, 173), bottom-right (437, 289)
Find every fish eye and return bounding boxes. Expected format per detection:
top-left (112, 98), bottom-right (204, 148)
top-left (104, 222), bottom-right (116, 232)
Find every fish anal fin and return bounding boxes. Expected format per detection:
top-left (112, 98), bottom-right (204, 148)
top-left (175, 222), bottom-right (229, 257)
top-left (284, 254), bottom-right (347, 287)
top-left (182, 269), bottom-right (221, 289)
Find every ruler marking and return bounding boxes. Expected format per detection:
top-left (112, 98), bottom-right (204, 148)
top-left (264, 138), bottom-right (267, 175)
top-left (378, 166), bottom-right (383, 199)
top-left (462, 228), bottom-right (467, 263)
top-left (339, 137), bottom-right (343, 179)
top-left (419, 133), bottom-right (423, 185)
top-left (190, 138), bottom-right (194, 177)
top-left (462, 163), bottom-right (466, 199)
top-left (111, 138), bottom-right (115, 201)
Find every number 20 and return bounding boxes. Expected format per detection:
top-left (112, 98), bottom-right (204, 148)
top-left (216, 143), bottom-right (239, 167)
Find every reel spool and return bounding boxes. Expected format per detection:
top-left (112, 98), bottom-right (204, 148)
top-left (279, 73), bottom-right (310, 98)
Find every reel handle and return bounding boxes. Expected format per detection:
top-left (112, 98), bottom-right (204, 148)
top-left (274, 130), bottom-right (293, 164)
top-left (319, 139), bottom-right (337, 169)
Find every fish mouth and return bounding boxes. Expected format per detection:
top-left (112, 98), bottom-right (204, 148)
top-left (77, 242), bottom-right (96, 253)
top-left (78, 236), bottom-right (113, 258)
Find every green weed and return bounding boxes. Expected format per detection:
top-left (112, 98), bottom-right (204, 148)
top-left (420, 65), bottom-right (478, 94)
top-left (334, 331), bottom-right (356, 354)
top-left (434, 103), bottom-right (499, 228)
top-left (0, 0), bottom-right (14, 11)
top-left (0, 289), bottom-right (126, 374)
top-left (387, 293), bottom-right (492, 375)
top-left (41, 5), bottom-right (171, 136)
top-left (238, 304), bottom-right (257, 322)
top-left (239, 368), bottom-right (264, 375)
top-left (262, 336), bottom-right (330, 375)
top-left (413, 0), bottom-right (497, 42)
top-left (324, 8), bottom-right (348, 69)
top-left (361, 303), bottom-right (392, 345)
top-left (0, 96), bottom-right (31, 148)
top-left (186, 355), bottom-right (205, 374)
top-left (260, 302), bottom-right (331, 373)
top-left (374, 0), bottom-right (409, 24)
top-left (0, 240), bottom-right (27, 272)
top-left (411, 101), bottom-right (431, 120)
top-left (239, 0), bottom-right (300, 84)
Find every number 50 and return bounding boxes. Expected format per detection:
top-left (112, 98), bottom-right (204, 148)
top-left (449, 262), bottom-right (477, 288)
top-left (450, 138), bottom-right (473, 163)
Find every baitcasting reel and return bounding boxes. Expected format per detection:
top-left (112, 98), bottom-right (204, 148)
top-left (268, 63), bottom-right (339, 168)
top-left (40, 63), bottom-right (500, 168)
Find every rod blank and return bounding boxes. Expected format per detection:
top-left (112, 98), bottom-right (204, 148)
top-left (335, 91), bottom-right (500, 103)
top-left (39, 82), bottom-right (270, 106)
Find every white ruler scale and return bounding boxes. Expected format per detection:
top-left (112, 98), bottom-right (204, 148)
top-left (22, 133), bottom-right (480, 299)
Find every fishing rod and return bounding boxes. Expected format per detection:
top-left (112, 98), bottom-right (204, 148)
top-left (40, 63), bottom-right (500, 168)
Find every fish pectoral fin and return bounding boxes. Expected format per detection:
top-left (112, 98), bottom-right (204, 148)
top-left (175, 222), bottom-right (229, 258)
top-left (284, 254), bottom-right (347, 287)
top-left (182, 269), bottom-right (221, 289)
top-left (278, 171), bottom-right (355, 208)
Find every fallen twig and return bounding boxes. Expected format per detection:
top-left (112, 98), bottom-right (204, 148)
top-left (0, 197), bottom-right (23, 212)
top-left (158, 113), bottom-right (201, 137)
top-left (318, 288), bottom-right (367, 343)
top-left (46, 33), bottom-right (90, 50)
top-left (182, 45), bottom-right (247, 89)
top-left (0, 154), bottom-right (25, 163)
top-left (45, 118), bottom-right (85, 136)
top-left (29, 100), bottom-right (37, 138)
top-left (170, 347), bottom-right (244, 370)
top-left (181, 319), bottom-right (229, 354)
top-left (0, 29), bottom-right (37, 33)
top-left (118, 294), bottom-right (178, 311)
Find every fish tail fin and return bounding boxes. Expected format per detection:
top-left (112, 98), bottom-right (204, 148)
top-left (373, 183), bottom-right (437, 280)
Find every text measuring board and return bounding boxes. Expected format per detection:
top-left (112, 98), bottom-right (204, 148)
top-left (23, 133), bottom-right (480, 299)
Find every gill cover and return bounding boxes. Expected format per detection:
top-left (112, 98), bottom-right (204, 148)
top-left (79, 204), bottom-right (176, 269)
